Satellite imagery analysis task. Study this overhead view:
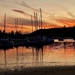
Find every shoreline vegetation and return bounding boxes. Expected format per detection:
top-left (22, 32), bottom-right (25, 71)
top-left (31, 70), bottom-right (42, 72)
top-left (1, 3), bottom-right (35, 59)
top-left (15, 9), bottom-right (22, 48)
top-left (0, 26), bottom-right (75, 39)
top-left (1, 26), bottom-right (75, 38)
top-left (0, 26), bottom-right (75, 49)
top-left (0, 66), bottom-right (75, 75)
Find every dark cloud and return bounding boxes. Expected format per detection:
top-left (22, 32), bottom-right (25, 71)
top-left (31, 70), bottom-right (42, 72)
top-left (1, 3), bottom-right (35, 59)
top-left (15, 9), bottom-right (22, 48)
top-left (12, 9), bottom-right (32, 17)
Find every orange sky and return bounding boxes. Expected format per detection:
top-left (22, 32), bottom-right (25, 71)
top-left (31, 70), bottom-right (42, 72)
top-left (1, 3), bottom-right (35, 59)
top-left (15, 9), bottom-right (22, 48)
top-left (0, 0), bottom-right (75, 33)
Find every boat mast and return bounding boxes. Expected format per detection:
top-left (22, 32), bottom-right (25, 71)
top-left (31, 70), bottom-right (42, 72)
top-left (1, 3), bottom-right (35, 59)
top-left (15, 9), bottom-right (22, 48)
top-left (21, 23), bottom-right (23, 34)
top-left (15, 18), bottom-right (18, 32)
top-left (4, 14), bottom-right (6, 33)
top-left (34, 12), bottom-right (36, 31)
top-left (36, 13), bottom-right (38, 30)
top-left (40, 8), bottom-right (43, 29)
top-left (31, 15), bottom-right (33, 32)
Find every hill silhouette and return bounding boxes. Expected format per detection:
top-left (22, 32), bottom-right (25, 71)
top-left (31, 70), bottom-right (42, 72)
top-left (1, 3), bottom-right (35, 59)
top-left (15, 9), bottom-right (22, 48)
top-left (30, 26), bottom-right (75, 38)
top-left (0, 26), bottom-right (75, 39)
top-left (0, 26), bottom-right (75, 49)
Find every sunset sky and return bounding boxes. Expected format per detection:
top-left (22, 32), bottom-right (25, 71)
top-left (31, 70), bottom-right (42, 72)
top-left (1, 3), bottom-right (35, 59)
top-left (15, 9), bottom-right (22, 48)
top-left (0, 0), bottom-right (75, 33)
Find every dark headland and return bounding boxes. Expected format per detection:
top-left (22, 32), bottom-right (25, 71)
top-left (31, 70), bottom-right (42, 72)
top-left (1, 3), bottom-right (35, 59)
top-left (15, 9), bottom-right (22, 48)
top-left (0, 26), bottom-right (75, 49)
top-left (30, 26), bottom-right (75, 38)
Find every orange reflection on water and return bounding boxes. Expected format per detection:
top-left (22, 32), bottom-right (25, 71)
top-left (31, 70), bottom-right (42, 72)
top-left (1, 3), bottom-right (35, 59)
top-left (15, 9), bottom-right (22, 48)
top-left (0, 43), bottom-right (75, 69)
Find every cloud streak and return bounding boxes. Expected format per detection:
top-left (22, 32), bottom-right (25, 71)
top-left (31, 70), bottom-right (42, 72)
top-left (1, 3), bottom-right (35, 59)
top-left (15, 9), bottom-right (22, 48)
top-left (12, 9), bottom-right (34, 18)
top-left (15, 1), bottom-right (39, 12)
top-left (6, 16), bottom-right (32, 27)
top-left (56, 18), bottom-right (75, 27)
top-left (67, 12), bottom-right (75, 18)
top-left (54, 4), bottom-right (75, 18)
top-left (14, 0), bottom-right (51, 15)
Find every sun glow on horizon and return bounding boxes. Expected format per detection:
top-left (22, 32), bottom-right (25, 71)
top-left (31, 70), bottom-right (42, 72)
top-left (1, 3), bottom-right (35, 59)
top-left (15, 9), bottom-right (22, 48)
top-left (0, 0), bottom-right (75, 33)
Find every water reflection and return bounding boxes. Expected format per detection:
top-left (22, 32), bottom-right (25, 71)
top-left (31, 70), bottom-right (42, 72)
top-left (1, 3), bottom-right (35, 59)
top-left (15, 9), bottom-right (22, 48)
top-left (16, 48), bottom-right (19, 66)
top-left (4, 50), bottom-right (7, 67)
top-left (0, 42), bottom-right (75, 69)
top-left (34, 47), bottom-right (43, 66)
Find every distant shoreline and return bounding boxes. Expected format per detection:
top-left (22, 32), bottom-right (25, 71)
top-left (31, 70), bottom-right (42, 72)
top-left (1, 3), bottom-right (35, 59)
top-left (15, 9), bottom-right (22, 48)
top-left (0, 66), bottom-right (75, 75)
top-left (1, 26), bottom-right (75, 50)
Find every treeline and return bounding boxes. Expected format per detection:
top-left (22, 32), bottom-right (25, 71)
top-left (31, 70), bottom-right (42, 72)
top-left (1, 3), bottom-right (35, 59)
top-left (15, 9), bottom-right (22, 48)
top-left (30, 26), bottom-right (75, 38)
top-left (0, 26), bottom-right (75, 39)
top-left (0, 31), bottom-right (27, 39)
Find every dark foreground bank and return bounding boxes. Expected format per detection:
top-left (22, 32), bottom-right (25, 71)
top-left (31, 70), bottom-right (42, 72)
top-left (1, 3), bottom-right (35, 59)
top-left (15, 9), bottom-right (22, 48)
top-left (0, 66), bottom-right (75, 75)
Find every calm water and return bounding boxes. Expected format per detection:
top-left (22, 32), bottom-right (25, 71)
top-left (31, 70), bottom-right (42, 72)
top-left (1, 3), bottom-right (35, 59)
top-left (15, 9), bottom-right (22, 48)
top-left (0, 42), bottom-right (75, 69)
